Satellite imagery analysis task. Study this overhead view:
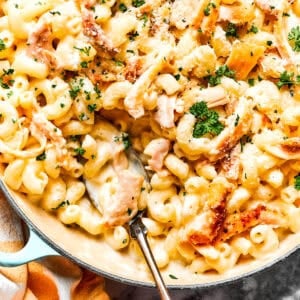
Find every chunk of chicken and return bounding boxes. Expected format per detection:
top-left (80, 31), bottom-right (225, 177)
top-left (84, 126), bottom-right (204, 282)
top-left (102, 170), bottom-right (144, 227)
top-left (81, 8), bottom-right (115, 52)
top-left (184, 178), bottom-right (231, 246)
top-left (144, 138), bottom-right (170, 173)
top-left (27, 21), bottom-right (58, 71)
top-left (154, 95), bottom-right (176, 129)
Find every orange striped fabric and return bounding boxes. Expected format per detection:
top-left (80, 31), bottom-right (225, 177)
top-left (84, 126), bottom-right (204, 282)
top-left (0, 193), bottom-right (109, 300)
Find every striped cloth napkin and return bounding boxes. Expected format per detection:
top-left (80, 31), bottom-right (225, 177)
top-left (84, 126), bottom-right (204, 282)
top-left (0, 192), bottom-right (110, 300)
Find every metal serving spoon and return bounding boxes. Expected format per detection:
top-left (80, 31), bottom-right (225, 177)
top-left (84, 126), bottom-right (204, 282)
top-left (85, 147), bottom-right (171, 300)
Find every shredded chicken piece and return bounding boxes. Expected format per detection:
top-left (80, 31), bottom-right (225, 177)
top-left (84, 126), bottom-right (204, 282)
top-left (154, 95), bottom-right (176, 128)
top-left (273, 2), bottom-right (296, 70)
top-left (209, 97), bottom-right (253, 161)
top-left (81, 8), bottom-right (116, 52)
top-left (278, 138), bottom-right (300, 159)
top-left (144, 138), bottom-right (170, 173)
top-left (182, 85), bottom-right (229, 112)
top-left (185, 178), bottom-right (230, 246)
top-left (258, 53), bottom-right (286, 78)
top-left (27, 21), bottom-right (58, 70)
top-left (31, 113), bottom-right (66, 156)
top-left (255, 0), bottom-right (287, 18)
top-left (218, 205), bottom-right (284, 242)
top-left (220, 144), bottom-right (241, 180)
top-left (103, 170), bottom-right (144, 227)
top-left (170, 0), bottom-right (200, 30)
top-left (124, 57), bottom-right (143, 83)
top-left (124, 46), bottom-right (173, 119)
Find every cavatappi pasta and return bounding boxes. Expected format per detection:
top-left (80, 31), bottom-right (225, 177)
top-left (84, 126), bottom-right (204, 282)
top-left (0, 0), bottom-right (300, 276)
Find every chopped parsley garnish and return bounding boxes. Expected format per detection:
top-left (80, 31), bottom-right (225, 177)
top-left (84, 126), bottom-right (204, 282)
top-left (276, 71), bottom-right (299, 89)
top-left (94, 85), bottom-right (102, 98)
top-left (119, 3), bottom-right (127, 12)
top-left (80, 61), bottom-right (88, 68)
top-left (127, 208), bottom-right (132, 215)
top-left (49, 10), bottom-right (61, 15)
top-left (87, 103), bottom-right (97, 112)
top-left (52, 200), bottom-right (70, 210)
top-left (266, 40), bottom-right (273, 46)
top-left (239, 135), bottom-right (252, 152)
top-left (0, 39), bottom-right (6, 51)
top-left (3, 68), bottom-right (14, 75)
top-left (234, 114), bottom-right (240, 126)
top-left (74, 46), bottom-right (92, 56)
top-left (78, 112), bottom-right (89, 121)
top-left (225, 22), bottom-right (238, 38)
top-left (132, 0), bottom-right (145, 7)
top-left (189, 101), bottom-right (224, 138)
top-left (74, 147), bottom-right (86, 156)
top-left (113, 58), bottom-right (124, 66)
top-left (248, 78), bottom-right (255, 86)
top-left (70, 135), bottom-right (81, 142)
top-left (294, 174), bottom-right (300, 190)
top-left (36, 152), bottom-right (46, 161)
top-left (288, 26), bottom-right (300, 52)
top-left (69, 78), bottom-right (83, 99)
top-left (140, 14), bottom-right (148, 27)
top-left (169, 274), bottom-right (178, 279)
top-left (128, 31), bottom-right (139, 41)
top-left (248, 25), bottom-right (258, 34)
top-left (114, 132), bottom-right (131, 150)
top-left (203, 2), bottom-right (216, 16)
top-left (206, 65), bottom-right (236, 86)
top-left (174, 74), bottom-right (180, 81)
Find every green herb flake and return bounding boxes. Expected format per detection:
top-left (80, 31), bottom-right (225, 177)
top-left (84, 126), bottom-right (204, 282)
top-left (127, 208), bottom-right (132, 215)
top-left (288, 26), bottom-right (300, 52)
top-left (74, 147), bottom-right (86, 156)
top-left (119, 3), bottom-right (127, 12)
top-left (87, 103), bottom-right (97, 112)
top-left (36, 152), bottom-right (46, 161)
top-left (239, 135), bottom-right (252, 152)
top-left (206, 65), bottom-right (235, 86)
top-left (78, 112), bottom-right (89, 121)
top-left (295, 174), bottom-right (300, 190)
top-left (203, 2), bottom-right (216, 16)
top-left (128, 31), bottom-right (139, 41)
top-left (276, 71), bottom-right (295, 89)
top-left (69, 79), bottom-right (83, 99)
top-left (174, 74), bottom-right (180, 81)
top-left (52, 200), bottom-right (70, 210)
top-left (266, 40), bottom-right (273, 46)
top-left (140, 14), bottom-right (148, 27)
top-left (225, 22), bottom-right (238, 38)
top-left (169, 274), bottom-right (178, 279)
top-left (80, 61), bottom-right (88, 68)
top-left (114, 132), bottom-right (131, 150)
top-left (132, 0), bottom-right (145, 8)
top-left (49, 10), bottom-right (61, 15)
top-left (248, 78), bottom-right (255, 86)
top-left (248, 25), bottom-right (258, 34)
top-left (234, 114), bottom-right (240, 126)
top-left (74, 46), bottom-right (92, 56)
top-left (189, 101), bottom-right (224, 138)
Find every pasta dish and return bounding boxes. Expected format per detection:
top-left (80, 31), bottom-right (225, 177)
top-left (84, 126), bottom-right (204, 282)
top-left (0, 0), bottom-right (300, 276)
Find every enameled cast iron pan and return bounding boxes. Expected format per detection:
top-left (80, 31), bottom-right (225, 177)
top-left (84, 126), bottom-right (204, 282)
top-left (0, 178), bottom-right (300, 289)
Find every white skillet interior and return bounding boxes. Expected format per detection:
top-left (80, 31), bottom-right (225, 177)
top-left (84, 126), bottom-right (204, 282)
top-left (2, 177), bottom-right (300, 288)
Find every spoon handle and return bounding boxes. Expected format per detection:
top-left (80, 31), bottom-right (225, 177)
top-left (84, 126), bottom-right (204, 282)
top-left (130, 217), bottom-right (171, 300)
